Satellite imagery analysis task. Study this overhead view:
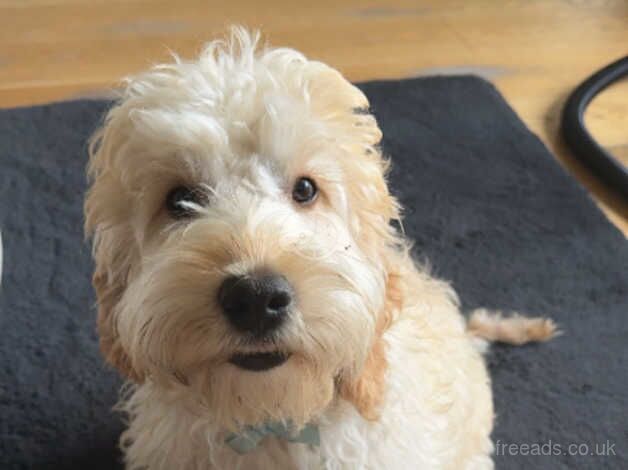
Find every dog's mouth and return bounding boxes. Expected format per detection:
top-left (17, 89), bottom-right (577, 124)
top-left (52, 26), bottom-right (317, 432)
top-left (229, 351), bottom-right (291, 372)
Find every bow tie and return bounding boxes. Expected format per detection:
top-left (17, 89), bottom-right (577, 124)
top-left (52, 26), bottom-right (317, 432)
top-left (225, 421), bottom-right (320, 454)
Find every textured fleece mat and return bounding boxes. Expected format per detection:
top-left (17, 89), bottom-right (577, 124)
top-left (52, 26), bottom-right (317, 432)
top-left (1, 77), bottom-right (626, 470)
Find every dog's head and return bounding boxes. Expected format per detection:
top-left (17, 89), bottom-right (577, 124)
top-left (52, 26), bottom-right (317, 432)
top-left (85, 28), bottom-right (403, 429)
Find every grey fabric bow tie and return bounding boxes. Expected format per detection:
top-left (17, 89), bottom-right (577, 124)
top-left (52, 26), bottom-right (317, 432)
top-left (225, 421), bottom-right (320, 454)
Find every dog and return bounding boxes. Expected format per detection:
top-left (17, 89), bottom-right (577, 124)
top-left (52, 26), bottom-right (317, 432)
top-left (84, 28), bottom-right (556, 469)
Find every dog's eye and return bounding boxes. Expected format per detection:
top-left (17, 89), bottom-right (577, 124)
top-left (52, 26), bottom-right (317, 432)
top-left (166, 185), bottom-right (204, 219)
top-left (292, 177), bottom-right (318, 205)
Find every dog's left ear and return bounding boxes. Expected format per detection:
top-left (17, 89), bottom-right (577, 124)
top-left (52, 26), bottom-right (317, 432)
top-left (308, 72), bottom-right (403, 418)
top-left (340, 270), bottom-right (402, 420)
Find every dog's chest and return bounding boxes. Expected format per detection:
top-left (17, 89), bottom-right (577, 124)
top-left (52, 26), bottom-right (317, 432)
top-left (211, 402), bottom-right (407, 469)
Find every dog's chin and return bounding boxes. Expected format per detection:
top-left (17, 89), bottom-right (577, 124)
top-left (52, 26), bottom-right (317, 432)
top-left (198, 351), bottom-right (336, 428)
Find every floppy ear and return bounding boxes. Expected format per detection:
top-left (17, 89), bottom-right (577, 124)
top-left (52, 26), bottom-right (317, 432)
top-left (92, 268), bottom-right (142, 382)
top-left (319, 80), bottom-right (402, 418)
top-left (85, 131), bottom-right (144, 382)
top-left (339, 271), bottom-right (402, 420)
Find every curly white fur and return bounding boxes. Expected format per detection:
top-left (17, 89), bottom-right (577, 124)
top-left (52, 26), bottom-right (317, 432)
top-left (84, 27), bottom-right (555, 470)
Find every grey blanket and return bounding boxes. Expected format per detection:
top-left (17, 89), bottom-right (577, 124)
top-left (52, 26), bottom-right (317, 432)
top-left (1, 76), bottom-right (626, 469)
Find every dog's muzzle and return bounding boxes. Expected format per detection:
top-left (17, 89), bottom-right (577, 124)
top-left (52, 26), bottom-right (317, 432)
top-left (218, 270), bottom-right (294, 371)
top-left (217, 270), bottom-right (293, 337)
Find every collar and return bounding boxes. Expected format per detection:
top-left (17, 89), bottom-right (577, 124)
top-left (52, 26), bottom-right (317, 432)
top-left (225, 421), bottom-right (320, 454)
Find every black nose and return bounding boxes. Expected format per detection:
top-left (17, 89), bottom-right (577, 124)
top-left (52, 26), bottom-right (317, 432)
top-left (217, 272), bottom-right (293, 336)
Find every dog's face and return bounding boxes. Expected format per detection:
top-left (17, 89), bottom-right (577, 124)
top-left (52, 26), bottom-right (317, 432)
top-left (85, 30), bottom-right (400, 429)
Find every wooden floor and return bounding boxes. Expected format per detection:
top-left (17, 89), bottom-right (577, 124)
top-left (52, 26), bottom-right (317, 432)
top-left (1, 0), bottom-right (627, 234)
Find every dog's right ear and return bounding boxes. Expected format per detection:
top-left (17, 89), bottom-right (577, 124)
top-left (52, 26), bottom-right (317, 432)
top-left (85, 131), bottom-right (144, 382)
top-left (92, 267), bottom-right (142, 382)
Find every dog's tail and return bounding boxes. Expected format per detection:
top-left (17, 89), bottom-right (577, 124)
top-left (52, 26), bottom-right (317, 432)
top-left (467, 309), bottom-right (559, 345)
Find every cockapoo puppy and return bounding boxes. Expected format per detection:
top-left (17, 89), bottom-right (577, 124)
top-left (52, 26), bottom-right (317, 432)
top-left (85, 28), bottom-right (556, 470)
